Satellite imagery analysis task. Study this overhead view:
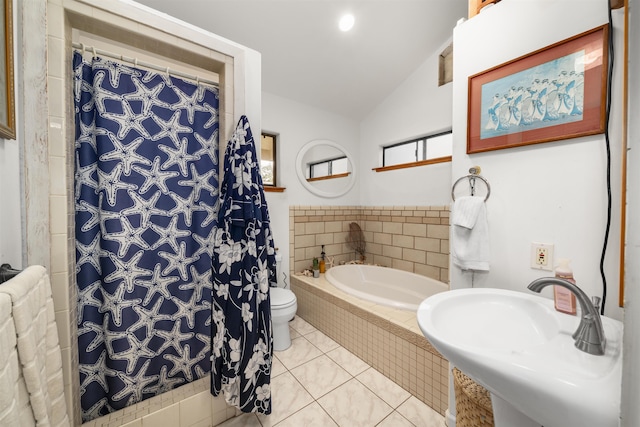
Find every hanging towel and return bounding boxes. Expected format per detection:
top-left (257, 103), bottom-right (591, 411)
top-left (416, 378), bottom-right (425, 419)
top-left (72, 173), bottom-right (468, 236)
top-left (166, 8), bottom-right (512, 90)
top-left (0, 266), bottom-right (70, 427)
top-left (451, 196), bottom-right (490, 271)
top-left (0, 293), bottom-right (32, 427)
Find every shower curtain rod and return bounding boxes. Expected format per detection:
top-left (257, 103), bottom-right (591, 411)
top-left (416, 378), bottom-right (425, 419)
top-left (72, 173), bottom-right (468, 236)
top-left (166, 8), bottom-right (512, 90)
top-left (72, 42), bottom-right (219, 88)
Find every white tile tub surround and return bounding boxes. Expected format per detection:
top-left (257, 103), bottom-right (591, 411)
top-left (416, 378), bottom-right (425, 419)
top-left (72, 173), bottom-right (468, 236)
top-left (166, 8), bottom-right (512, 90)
top-left (79, 377), bottom-right (237, 427)
top-left (40, 0), bottom-right (260, 424)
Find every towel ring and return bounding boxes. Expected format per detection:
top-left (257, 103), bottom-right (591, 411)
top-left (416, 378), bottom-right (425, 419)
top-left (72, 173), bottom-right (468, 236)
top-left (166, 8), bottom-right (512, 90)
top-left (451, 172), bottom-right (490, 202)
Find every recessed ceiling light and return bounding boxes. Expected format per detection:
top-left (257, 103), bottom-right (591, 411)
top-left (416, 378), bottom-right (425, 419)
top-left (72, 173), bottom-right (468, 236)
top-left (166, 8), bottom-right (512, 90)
top-left (339, 14), bottom-right (355, 32)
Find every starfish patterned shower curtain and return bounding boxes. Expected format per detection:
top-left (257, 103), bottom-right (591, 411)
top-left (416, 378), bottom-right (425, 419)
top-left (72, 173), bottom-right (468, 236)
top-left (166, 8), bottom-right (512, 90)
top-left (211, 116), bottom-right (276, 414)
top-left (73, 51), bottom-right (219, 422)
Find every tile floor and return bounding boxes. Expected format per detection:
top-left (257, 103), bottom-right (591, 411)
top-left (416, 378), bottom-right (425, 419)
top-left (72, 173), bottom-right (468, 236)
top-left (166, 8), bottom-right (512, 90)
top-left (218, 317), bottom-right (446, 427)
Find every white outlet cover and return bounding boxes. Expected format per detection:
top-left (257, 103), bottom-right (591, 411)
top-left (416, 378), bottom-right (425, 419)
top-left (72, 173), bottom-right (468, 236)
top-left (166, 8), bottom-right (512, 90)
top-left (531, 242), bottom-right (554, 271)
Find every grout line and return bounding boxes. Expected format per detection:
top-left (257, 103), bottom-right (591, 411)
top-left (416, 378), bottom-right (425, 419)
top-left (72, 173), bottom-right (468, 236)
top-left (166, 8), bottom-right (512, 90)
top-left (270, 323), bottom-right (434, 427)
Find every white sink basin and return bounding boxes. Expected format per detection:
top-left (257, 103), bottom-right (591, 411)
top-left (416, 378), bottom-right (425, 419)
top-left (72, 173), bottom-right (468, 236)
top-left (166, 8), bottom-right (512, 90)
top-left (417, 288), bottom-right (623, 427)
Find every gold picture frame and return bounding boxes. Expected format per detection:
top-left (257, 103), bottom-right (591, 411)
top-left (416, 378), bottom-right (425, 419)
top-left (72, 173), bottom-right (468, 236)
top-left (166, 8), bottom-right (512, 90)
top-left (0, 0), bottom-right (15, 140)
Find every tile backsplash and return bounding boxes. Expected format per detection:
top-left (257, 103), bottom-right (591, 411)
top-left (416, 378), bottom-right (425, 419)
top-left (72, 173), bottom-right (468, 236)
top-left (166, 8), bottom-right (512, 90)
top-left (289, 205), bottom-right (450, 283)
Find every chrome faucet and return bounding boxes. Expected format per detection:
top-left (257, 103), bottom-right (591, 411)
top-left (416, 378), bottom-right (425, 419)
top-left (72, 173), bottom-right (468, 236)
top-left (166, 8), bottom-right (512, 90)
top-left (527, 277), bottom-right (606, 355)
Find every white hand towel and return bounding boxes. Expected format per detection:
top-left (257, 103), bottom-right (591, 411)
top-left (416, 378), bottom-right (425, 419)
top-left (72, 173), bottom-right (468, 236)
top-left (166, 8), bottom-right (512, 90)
top-left (0, 293), bottom-right (22, 427)
top-left (0, 266), bottom-right (70, 427)
top-left (451, 196), bottom-right (490, 271)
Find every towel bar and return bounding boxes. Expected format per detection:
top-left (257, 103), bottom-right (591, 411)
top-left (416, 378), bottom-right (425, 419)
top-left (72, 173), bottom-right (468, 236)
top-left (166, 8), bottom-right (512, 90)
top-left (452, 167), bottom-right (491, 201)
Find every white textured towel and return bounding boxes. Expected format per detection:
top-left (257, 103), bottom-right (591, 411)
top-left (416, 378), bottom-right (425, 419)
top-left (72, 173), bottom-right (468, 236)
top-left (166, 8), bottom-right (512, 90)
top-left (451, 196), bottom-right (490, 271)
top-left (0, 293), bottom-right (31, 427)
top-left (0, 266), bottom-right (70, 427)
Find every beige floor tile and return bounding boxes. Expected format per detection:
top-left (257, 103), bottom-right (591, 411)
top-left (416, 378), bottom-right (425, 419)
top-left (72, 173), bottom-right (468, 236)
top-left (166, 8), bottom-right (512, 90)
top-left (326, 346), bottom-right (370, 376)
top-left (396, 396), bottom-right (444, 426)
top-left (257, 372), bottom-right (314, 426)
top-left (289, 326), bottom-right (301, 340)
top-left (317, 379), bottom-right (393, 427)
top-left (290, 355), bottom-right (352, 399)
top-left (304, 330), bottom-right (340, 353)
top-left (356, 367), bottom-right (411, 408)
top-left (376, 411), bottom-right (414, 427)
top-left (271, 355), bottom-right (287, 378)
top-left (274, 402), bottom-right (338, 427)
top-left (274, 336), bottom-right (323, 370)
top-left (216, 413), bottom-right (261, 426)
top-left (216, 316), bottom-right (446, 427)
top-left (289, 316), bottom-right (317, 335)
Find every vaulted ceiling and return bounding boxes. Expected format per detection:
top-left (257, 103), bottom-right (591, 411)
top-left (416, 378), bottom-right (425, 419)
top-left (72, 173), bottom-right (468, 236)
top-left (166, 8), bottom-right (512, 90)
top-left (134, 0), bottom-right (468, 120)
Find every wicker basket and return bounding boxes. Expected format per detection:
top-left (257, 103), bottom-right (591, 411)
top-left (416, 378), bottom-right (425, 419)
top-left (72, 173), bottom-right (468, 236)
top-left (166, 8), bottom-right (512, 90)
top-left (453, 368), bottom-right (495, 427)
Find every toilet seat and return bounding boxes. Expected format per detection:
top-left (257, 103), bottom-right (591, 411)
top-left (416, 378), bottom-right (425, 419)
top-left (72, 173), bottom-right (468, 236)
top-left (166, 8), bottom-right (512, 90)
top-left (271, 287), bottom-right (296, 308)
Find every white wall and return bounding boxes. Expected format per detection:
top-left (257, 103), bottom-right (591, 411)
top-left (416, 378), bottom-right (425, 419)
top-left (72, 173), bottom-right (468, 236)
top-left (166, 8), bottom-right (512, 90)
top-left (359, 39), bottom-right (454, 206)
top-left (262, 92), bottom-right (360, 284)
top-left (0, 140), bottom-right (22, 267)
top-left (0, 0), bottom-right (23, 269)
top-left (451, 0), bottom-right (624, 322)
top-left (621, 0), bottom-right (639, 424)
top-left (264, 39), bottom-right (458, 275)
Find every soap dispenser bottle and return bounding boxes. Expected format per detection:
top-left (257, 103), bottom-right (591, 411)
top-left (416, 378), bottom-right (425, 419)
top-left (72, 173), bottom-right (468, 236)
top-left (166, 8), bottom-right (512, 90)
top-left (554, 258), bottom-right (577, 315)
top-left (319, 245), bottom-right (326, 273)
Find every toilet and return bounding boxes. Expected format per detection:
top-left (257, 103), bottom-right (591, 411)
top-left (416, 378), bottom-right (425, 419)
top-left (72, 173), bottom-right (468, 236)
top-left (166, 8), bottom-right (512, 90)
top-left (270, 254), bottom-right (297, 351)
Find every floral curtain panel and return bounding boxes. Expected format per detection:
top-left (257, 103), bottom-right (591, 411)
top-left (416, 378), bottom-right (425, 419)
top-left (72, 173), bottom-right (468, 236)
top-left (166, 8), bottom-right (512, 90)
top-left (73, 51), bottom-right (219, 421)
top-left (211, 116), bottom-right (276, 414)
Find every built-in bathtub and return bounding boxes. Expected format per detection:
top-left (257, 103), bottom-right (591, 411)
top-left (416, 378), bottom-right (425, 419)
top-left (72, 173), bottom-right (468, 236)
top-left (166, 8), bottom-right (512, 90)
top-left (324, 264), bottom-right (448, 311)
top-left (291, 268), bottom-right (450, 417)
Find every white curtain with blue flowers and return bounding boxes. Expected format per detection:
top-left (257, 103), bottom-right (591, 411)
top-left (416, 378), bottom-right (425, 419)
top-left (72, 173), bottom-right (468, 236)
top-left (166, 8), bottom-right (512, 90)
top-left (73, 51), bottom-right (219, 422)
top-left (211, 116), bottom-right (276, 414)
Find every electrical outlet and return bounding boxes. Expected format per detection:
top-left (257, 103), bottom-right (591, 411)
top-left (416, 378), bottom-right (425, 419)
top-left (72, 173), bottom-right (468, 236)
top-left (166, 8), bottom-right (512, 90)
top-left (531, 242), bottom-right (554, 271)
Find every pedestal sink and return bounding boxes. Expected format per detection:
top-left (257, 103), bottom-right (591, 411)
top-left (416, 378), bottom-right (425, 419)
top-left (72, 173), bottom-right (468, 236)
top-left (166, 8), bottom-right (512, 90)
top-left (417, 288), bottom-right (623, 427)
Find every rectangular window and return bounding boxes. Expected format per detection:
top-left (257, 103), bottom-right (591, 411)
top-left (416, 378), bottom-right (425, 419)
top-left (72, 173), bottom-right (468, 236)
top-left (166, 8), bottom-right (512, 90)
top-left (260, 132), bottom-right (277, 186)
top-left (425, 132), bottom-right (452, 160)
top-left (382, 131), bottom-right (452, 168)
top-left (439, 43), bottom-right (453, 86)
top-left (309, 156), bottom-right (348, 180)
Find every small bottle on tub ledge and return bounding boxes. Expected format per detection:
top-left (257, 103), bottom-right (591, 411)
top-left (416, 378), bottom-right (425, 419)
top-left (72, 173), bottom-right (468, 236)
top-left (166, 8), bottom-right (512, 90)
top-left (319, 245), bottom-right (326, 273)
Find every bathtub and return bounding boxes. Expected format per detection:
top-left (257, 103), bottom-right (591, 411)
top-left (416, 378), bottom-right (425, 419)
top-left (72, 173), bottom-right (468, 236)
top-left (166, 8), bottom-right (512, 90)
top-left (324, 264), bottom-right (448, 311)
top-left (291, 270), bottom-right (450, 416)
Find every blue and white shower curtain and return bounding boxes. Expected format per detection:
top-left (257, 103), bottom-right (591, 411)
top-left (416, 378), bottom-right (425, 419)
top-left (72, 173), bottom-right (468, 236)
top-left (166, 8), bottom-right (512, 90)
top-left (73, 51), bottom-right (219, 421)
top-left (211, 116), bottom-right (276, 414)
